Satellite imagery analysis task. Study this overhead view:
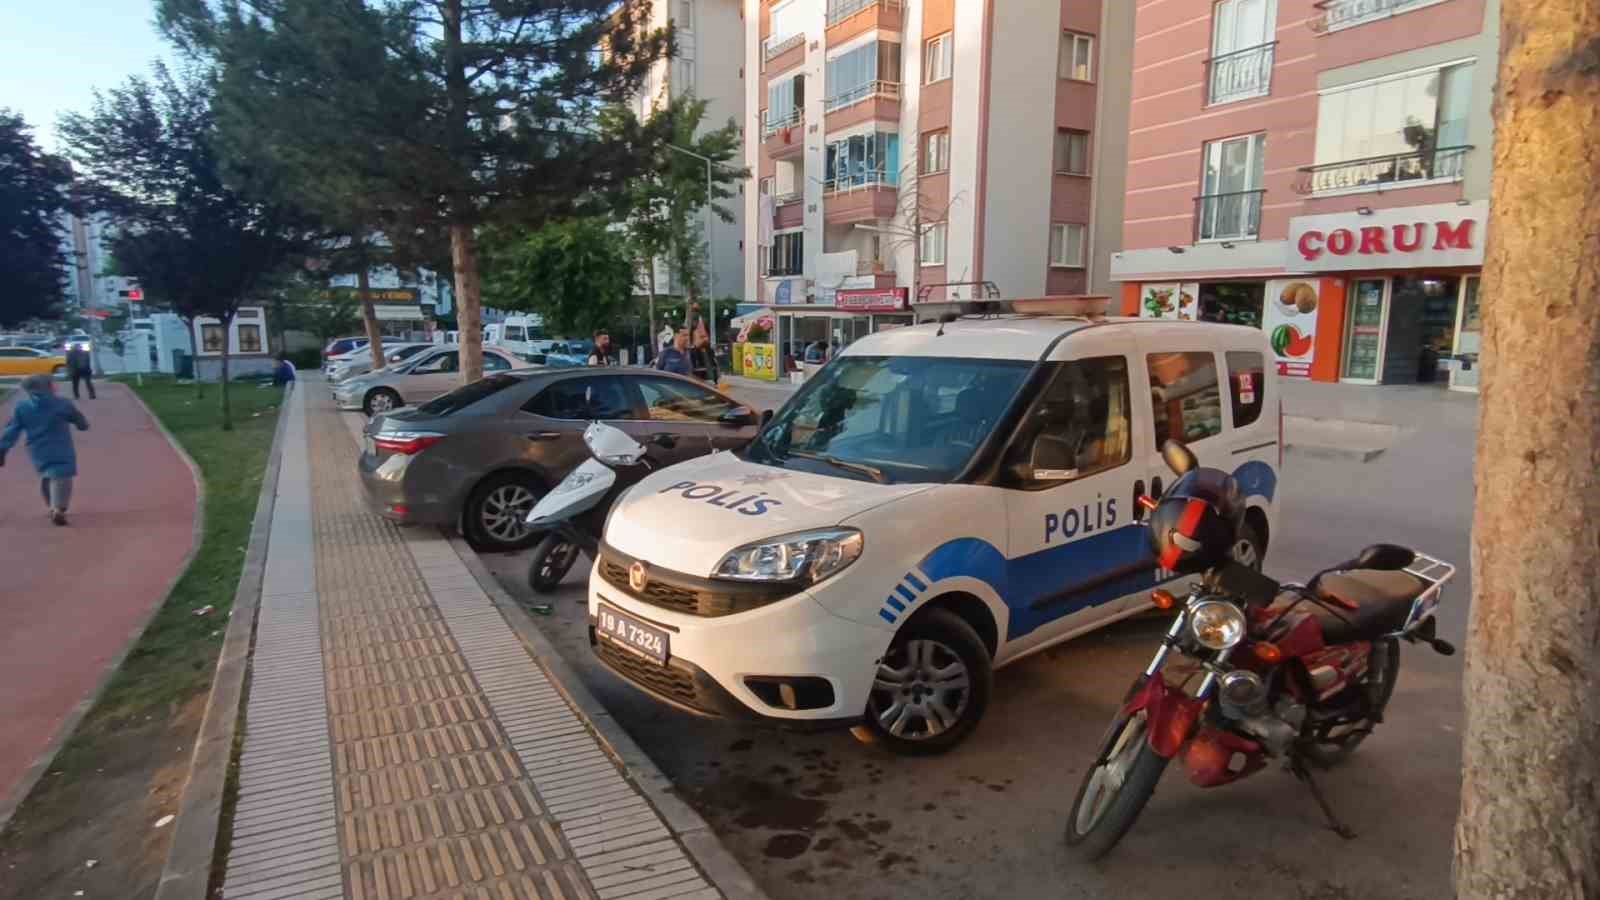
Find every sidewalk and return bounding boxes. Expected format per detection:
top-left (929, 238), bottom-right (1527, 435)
top-left (220, 382), bottom-right (753, 900)
top-left (0, 383), bottom-right (198, 826)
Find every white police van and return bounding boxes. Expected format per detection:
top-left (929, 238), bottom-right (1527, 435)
top-left (587, 300), bottom-right (1282, 754)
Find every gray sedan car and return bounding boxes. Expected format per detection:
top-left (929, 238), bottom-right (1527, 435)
top-left (359, 368), bottom-right (764, 552)
top-left (334, 345), bottom-right (524, 415)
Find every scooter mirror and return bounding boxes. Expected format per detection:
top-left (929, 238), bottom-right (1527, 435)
top-left (584, 421), bottom-right (647, 466)
top-left (1160, 439), bottom-right (1198, 477)
top-left (1354, 543), bottom-right (1415, 571)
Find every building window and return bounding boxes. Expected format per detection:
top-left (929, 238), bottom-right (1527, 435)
top-left (237, 324), bottom-right (263, 354)
top-left (1060, 31), bottom-right (1094, 81)
top-left (770, 232), bottom-right (804, 276)
top-left (765, 74), bottom-right (805, 134)
top-left (676, 0), bottom-right (692, 29)
top-left (1208, 0), bottom-right (1277, 105)
top-left (924, 33), bottom-right (953, 83)
top-left (920, 223), bottom-right (947, 266)
top-left (825, 40), bottom-right (902, 111)
top-left (1197, 133), bottom-right (1266, 241)
top-left (1307, 61), bottom-right (1475, 194)
top-left (201, 324), bottom-right (226, 353)
top-left (921, 130), bottom-right (950, 174)
top-left (1054, 129), bottom-right (1089, 175)
top-left (760, 175), bottom-right (774, 195)
top-left (825, 132), bottom-right (900, 189)
top-left (1049, 223), bottom-right (1086, 267)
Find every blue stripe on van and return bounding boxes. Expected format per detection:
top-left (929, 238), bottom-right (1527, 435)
top-left (894, 584), bottom-right (917, 604)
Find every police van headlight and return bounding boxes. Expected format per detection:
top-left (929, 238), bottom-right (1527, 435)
top-left (714, 529), bottom-right (864, 585)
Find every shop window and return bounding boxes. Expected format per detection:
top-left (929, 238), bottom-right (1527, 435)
top-left (1007, 356), bottom-right (1133, 486)
top-left (1198, 282), bottom-right (1264, 328)
top-left (237, 324), bottom-right (263, 354)
top-left (1225, 351), bottom-right (1266, 428)
top-left (1147, 352), bottom-right (1224, 446)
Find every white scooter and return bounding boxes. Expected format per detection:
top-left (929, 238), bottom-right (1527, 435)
top-left (523, 422), bottom-right (658, 592)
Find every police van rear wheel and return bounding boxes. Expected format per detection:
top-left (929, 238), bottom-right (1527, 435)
top-left (865, 609), bottom-right (992, 755)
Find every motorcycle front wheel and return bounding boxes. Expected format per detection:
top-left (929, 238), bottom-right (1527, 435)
top-left (1064, 708), bottom-right (1171, 861)
top-left (527, 533), bottom-right (583, 593)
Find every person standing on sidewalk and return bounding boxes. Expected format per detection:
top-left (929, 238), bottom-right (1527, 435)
top-left (688, 330), bottom-right (719, 384)
top-left (0, 373), bottom-right (91, 526)
top-left (587, 329), bottom-right (617, 366)
top-left (654, 327), bottom-right (692, 376)
top-left (65, 345), bottom-right (95, 400)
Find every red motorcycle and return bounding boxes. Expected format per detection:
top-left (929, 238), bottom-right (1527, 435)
top-left (1064, 441), bottom-right (1457, 860)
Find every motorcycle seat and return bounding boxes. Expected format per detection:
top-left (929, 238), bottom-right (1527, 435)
top-left (1311, 569), bottom-right (1429, 643)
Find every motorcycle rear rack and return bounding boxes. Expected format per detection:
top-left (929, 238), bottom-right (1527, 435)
top-left (1386, 550), bottom-right (1455, 638)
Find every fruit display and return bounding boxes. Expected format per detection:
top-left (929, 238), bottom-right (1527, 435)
top-left (1278, 281), bottom-right (1318, 314)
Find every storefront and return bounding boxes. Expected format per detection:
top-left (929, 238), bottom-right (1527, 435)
top-left (1118, 201), bottom-right (1486, 393)
top-left (761, 279), bottom-right (913, 375)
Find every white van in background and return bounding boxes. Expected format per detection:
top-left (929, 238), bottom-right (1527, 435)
top-left (484, 314), bottom-right (547, 357)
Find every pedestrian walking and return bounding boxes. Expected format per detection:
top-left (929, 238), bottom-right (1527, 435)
top-left (689, 330), bottom-right (720, 384)
top-left (66, 345), bottom-right (95, 400)
top-left (0, 373), bottom-right (91, 526)
top-left (588, 330), bottom-right (618, 366)
top-left (272, 353), bottom-right (297, 388)
top-left (654, 327), bottom-right (693, 376)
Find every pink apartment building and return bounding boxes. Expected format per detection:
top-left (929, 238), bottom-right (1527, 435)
top-left (1110, 0), bottom-right (1498, 392)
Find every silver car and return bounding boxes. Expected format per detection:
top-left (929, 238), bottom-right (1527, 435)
top-left (329, 342), bottom-right (432, 384)
top-left (334, 345), bottom-right (527, 415)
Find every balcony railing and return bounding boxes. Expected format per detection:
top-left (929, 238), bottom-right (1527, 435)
top-left (762, 108), bottom-right (803, 140)
top-left (1296, 145), bottom-right (1472, 195)
top-left (1310, 0), bottom-right (1449, 33)
top-left (763, 32), bottom-right (805, 61)
top-left (824, 80), bottom-right (901, 113)
top-left (1194, 189), bottom-right (1265, 242)
top-left (1205, 42), bottom-right (1276, 105)
top-left (826, 0), bottom-right (902, 27)
top-left (856, 259), bottom-right (894, 276)
top-left (823, 172), bottom-right (899, 194)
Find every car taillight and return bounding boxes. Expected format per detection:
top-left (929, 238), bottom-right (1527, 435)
top-left (374, 432), bottom-right (445, 455)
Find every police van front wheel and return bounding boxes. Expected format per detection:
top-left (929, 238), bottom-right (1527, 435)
top-left (864, 609), bottom-right (993, 756)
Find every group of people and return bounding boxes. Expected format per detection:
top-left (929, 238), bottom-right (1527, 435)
top-left (583, 303), bottom-right (721, 385)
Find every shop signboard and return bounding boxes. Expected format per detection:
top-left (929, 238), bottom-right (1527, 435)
top-left (1139, 283), bottom-right (1198, 320)
top-left (740, 342), bottom-right (780, 382)
top-left (1286, 201), bottom-right (1488, 272)
top-left (766, 278), bottom-right (807, 306)
top-left (836, 288), bottom-right (908, 313)
top-left (1262, 279), bottom-right (1320, 377)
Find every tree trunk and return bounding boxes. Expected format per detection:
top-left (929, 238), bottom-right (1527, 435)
top-left (184, 316), bottom-right (203, 398)
top-left (451, 222), bottom-right (484, 383)
top-left (646, 260), bottom-right (658, 363)
top-left (357, 264), bottom-right (386, 369)
top-left (1454, 4), bottom-right (1600, 898)
top-left (219, 315), bottom-right (234, 432)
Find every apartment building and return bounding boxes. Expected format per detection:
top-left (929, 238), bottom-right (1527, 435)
top-left (626, 0), bottom-right (746, 314)
top-left (741, 0), bottom-right (1135, 354)
top-left (1111, 0), bottom-right (1498, 393)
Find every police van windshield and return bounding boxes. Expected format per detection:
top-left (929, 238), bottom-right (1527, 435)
top-left (747, 356), bottom-right (1031, 484)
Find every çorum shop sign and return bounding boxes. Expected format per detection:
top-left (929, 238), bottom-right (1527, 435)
top-left (1286, 201), bottom-right (1488, 272)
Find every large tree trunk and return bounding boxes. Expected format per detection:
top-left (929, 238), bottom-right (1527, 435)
top-left (219, 315), bottom-right (233, 432)
top-left (1454, 4), bottom-right (1600, 897)
top-left (451, 222), bottom-right (484, 383)
top-left (184, 316), bottom-right (203, 398)
top-left (357, 264), bottom-right (386, 369)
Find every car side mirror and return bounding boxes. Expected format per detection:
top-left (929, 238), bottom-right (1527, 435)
top-left (1160, 439), bottom-right (1198, 477)
top-left (719, 406), bottom-right (758, 427)
top-left (760, 409), bottom-right (775, 426)
top-left (1028, 433), bottom-right (1078, 482)
top-left (1355, 543), bottom-right (1415, 571)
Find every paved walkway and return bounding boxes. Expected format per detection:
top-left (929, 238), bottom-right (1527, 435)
top-left (0, 383), bottom-right (198, 823)
top-left (224, 384), bottom-right (725, 900)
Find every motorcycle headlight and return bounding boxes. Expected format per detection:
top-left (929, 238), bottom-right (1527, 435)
top-left (1189, 600), bottom-right (1246, 650)
top-left (713, 528), bottom-right (863, 586)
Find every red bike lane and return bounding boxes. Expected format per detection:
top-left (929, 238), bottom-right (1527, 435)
top-left (0, 383), bottom-right (197, 818)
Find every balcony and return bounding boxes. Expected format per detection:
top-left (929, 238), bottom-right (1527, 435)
top-left (1296, 145), bottom-right (1472, 195)
top-left (826, 0), bottom-right (902, 40)
top-left (774, 193), bottom-right (804, 229)
top-left (1205, 42), bottom-right (1276, 106)
top-left (823, 81), bottom-right (901, 131)
top-left (763, 32), bottom-right (804, 61)
top-left (823, 177), bottom-right (899, 225)
top-left (1194, 189), bottom-right (1265, 242)
top-left (762, 109), bottom-right (805, 159)
top-left (1310, 0), bottom-right (1451, 33)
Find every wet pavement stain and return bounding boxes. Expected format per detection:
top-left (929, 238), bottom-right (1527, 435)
top-left (729, 738), bottom-right (755, 752)
top-left (695, 775), bottom-right (831, 832)
top-left (878, 851), bottom-right (916, 871)
top-left (765, 833), bottom-right (813, 860)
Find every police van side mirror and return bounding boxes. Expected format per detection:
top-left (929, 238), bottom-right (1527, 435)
top-left (1028, 433), bottom-right (1078, 482)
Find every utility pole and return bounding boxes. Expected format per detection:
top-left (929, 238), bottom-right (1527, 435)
top-left (666, 143), bottom-right (739, 345)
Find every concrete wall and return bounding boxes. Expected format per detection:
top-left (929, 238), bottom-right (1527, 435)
top-left (979, 0), bottom-right (1058, 298)
top-left (691, 0), bottom-right (749, 302)
top-left (1086, 0), bottom-right (1134, 295)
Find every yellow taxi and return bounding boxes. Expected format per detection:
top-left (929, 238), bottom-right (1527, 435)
top-left (0, 346), bottom-right (69, 377)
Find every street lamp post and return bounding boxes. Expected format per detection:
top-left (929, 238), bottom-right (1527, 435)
top-left (665, 143), bottom-right (735, 345)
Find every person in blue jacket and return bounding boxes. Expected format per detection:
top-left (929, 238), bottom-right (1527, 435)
top-left (0, 374), bottom-right (91, 526)
top-left (654, 327), bottom-right (693, 376)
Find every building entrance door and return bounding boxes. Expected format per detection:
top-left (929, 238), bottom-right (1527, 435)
top-left (1450, 276), bottom-right (1482, 392)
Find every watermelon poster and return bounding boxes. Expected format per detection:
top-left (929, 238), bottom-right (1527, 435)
top-left (1263, 279), bottom-right (1320, 377)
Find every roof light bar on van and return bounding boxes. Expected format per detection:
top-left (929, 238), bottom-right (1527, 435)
top-left (952, 295), bottom-right (1112, 318)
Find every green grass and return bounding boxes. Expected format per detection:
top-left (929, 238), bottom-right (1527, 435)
top-left (2, 376), bottom-right (282, 816)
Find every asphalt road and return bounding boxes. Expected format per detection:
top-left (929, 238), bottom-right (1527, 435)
top-left (471, 381), bottom-right (1478, 900)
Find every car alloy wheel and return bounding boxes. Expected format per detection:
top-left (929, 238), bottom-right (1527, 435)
top-left (480, 483), bottom-right (538, 544)
top-left (869, 639), bottom-right (972, 740)
top-left (368, 391), bottom-right (397, 414)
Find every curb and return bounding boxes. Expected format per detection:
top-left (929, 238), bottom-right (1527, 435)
top-left (447, 532), bottom-right (771, 900)
top-left (0, 382), bottom-right (208, 834)
top-left (153, 386), bottom-right (294, 900)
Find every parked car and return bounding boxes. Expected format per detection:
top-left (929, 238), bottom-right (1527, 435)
top-left (359, 368), bottom-right (763, 552)
top-left (334, 345), bottom-right (525, 415)
top-left (483, 314), bottom-right (547, 357)
top-left (329, 342), bottom-right (432, 383)
top-left (324, 336), bottom-right (369, 359)
top-left (0, 346), bottom-right (69, 378)
top-left (586, 305), bottom-right (1283, 754)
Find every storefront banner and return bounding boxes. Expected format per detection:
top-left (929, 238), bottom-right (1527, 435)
top-left (766, 278), bottom-right (807, 306)
top-left (740, 342), bottom-right (780, 382)
top-left (1139, 283), bottom-right (1198, 320)
top-left (1286, 201), bottom-right (1488, 272)
top-left (1262, 279), bottom-right (1320, 378)
top-left (836, 288), bottom-right (908, 313)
